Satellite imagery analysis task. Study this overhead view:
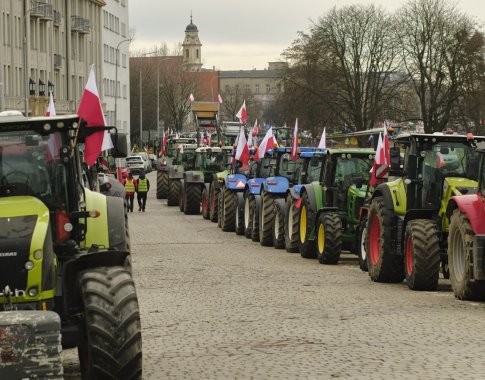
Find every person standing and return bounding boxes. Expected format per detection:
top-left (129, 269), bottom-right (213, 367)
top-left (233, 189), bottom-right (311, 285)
top-left (123, 172), bottom-right (137, 212)
top-left (137, 173), bottom-right (150, 212)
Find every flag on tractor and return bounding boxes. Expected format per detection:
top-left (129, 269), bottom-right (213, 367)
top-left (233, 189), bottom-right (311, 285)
top-left (253, 127), bottom-right (275, 161)
top-left (248, 119), bottom-right (259, 147)
top-left (369, 130), bottom-right (390, 187)
top-left (236, 100), bottom-right (247, 123)
top-left (318, 128), bottom-right (326, 149)
top-left (217, 94), bottom-right (223, 104)
top-left (45, 91), bottom-right (56, 116)
top-left (235, 126), bottom-right (250, 165)
top-left (77, 65), bottom-right (113, 166)
top-left (291, 119), bottom-right (298, 161)
top-left (161, 130), bottom-right (169, 156)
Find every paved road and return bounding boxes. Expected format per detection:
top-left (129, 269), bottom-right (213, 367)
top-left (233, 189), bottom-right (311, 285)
top-left (64, 172), bottom-right (485, 379)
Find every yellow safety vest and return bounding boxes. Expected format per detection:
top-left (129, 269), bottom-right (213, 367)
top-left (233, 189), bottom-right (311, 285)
top-left (138, 178), bottom-right (148, 192)
top-left (125, 178), bottom-right (135, 192)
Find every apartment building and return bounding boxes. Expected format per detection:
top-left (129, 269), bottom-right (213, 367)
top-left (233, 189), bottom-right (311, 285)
top-left (0, 0), bottom-right (105, 115)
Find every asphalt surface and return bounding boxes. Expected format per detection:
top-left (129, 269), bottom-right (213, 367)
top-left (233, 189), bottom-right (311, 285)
top-left (63, 171), bottom-right (485, 379)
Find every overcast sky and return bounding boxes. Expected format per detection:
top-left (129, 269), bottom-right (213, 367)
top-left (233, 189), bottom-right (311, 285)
top-left (128, 0), bottom-right (485, 71)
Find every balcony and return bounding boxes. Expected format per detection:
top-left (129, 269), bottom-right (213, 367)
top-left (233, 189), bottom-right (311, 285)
top-left (30, 1), bottom-right (53, 20)
top-left (54, 54), bottom-right (62, 69)
top-left (71, 16), bottom-right (90, 34)
top-left (53, 10), bottom-right (61, 26)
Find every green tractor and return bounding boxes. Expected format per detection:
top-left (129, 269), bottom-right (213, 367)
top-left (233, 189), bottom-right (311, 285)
top-left (156, 137), bottom-right (196, 199)
top-left (297, 149), bottom-right (375, 263)
top-left (0, 113), bottom-right (142, 378)
top-left (366, 133), bottom-right (484, 291)
top-left (166, 143), bottom-right (197, 207)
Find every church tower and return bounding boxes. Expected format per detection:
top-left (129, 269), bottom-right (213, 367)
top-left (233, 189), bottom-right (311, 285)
top-left (182, 15), bottom-right (203, 72)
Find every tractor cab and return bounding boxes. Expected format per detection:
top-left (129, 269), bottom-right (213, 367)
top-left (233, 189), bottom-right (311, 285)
top-left (297, 150), bottom-right (326, 184)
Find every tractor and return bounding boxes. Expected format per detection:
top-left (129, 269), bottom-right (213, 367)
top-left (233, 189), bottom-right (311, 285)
top-left (156, 137), bottom-right (196, 199)
top-left (366, 133), bottom-right (485, 291)
top-left (166, 143), bottom-right (197, 207)
top-left (297, 149), bottom-right (375, 264)
top-left (0, 113), bottom-right (142, 378)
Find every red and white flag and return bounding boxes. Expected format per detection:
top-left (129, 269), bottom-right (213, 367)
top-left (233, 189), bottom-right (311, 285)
top-left (369, 132), bottom-right (389, 187)
top-left (248, 119), bottom-right (258, 147)
top-left (383, 123), bottom-right (390, 164)
top-left (291, 118), bottom-right (298, 161)
top-left (77, 65), bottom-right (113, 166)
top-left (161, 130), bottom-right (169, 156)
top-left (235, 126), bottom-right (250, 165)
top-left (45, 91), bottom-right (56, 116)
top-left (253, 127), bottom-right (275, 161)
top-left (236, 100), bottom-right (247, 123)
top-left (318, 128), bottom-right (326, 149)
top-left (217, 94), bottom-right (223, 104)
top-left (188, 93), bottom-right (195, 102)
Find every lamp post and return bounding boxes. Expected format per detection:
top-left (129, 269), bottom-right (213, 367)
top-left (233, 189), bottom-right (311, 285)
top-left (114, 38), bottom-right (131, 130)
top-left (139, 51), bottom-right (157, 149)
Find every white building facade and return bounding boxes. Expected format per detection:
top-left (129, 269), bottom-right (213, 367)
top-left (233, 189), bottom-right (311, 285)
top-left (101, 0), bottom-right (130, 136)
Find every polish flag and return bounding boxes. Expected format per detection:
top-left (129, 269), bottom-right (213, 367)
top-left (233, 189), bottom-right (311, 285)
top-left (217, 94), bottom-right (223, 104)
top-left (248, 119), bottom-right (257, 147)
top-left (383, 123), bottom-right (390, 164)
top-left (236, 100), bottom-right (247, 123)
top-left (291, 118), bottom-right (298, 161)
top-left (235, 126), bottom-right (250, 165)
top-left (77, 65), bottom-right (113, 167)
top-left (318, 128), bottom-right (326, 149)
top-left (369, 133), bottom-right (388, 187)
top-left (253, 127), bottom-right (275, 161)
top-left (45, 91), bottom-right (56, 116)
top-left (188, 93), bottom-right (195, 102)
top-left (161, 130), bottom-right (169, 156)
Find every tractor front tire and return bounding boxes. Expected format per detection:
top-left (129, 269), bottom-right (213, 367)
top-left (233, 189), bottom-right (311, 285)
top-left (448, 209), bottom-right (485, 300)
top-left (285, 197), bottom-right (300, 253)
top-left (221, 189), bottom-right (236, 232)
top-left (259, 191), bottom-right (275, 247)
top-left (184, 183), bottom-right (201, 215)
top-left (244, 194), bottom-right (253, 239)
top-left (235, 192), bottom-right (245, 235)
top-left (251, 195), bottom-right (261, 242)
top-left (156, 171), bottom-right (168, 199)
top-left (167, 180), bottom-right (180, 206)
top-left (209, 184), bottom-right (219, 223)
top-left (366, 197), bottom-right (404, 283)
top-left (78, 266), bottom-right (142, 380)
top-left (273, 198), bottom-right (286, 249)
top-left (299, 192), bottom-right (317, 259)
top-left (316, 212), bottom-right (342, 264)
top-left (404, 219), bottom-right (441, 291)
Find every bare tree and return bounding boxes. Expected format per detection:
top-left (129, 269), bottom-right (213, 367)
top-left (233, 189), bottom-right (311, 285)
top-left (220, 83), bottom-right (253, 122)
top-left (397, 0), bottom-right (483, 133)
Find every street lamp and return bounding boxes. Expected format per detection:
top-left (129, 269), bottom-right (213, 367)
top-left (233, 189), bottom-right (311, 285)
top-left (114, 38), bottom-right (132, 130)
top-left (139, 51), bottom-right (157, 148)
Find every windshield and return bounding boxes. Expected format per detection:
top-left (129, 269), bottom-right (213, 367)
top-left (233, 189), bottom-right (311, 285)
top-left (126, 156), bottom-right (143, 163)
top-left (305, 158), bottom-right (323, 183)
top-left (0, 130), bottom-right (68, 208)
top-left (333, 155), bottom-right (373, 184)
top-left (277, 154), bottom-right (300, 183)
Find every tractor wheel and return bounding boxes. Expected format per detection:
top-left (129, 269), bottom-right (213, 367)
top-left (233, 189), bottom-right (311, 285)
top-left (209, 184), bottom-right (219, 223)
top-left (244, 194), bottom-right (253, 239)
top-left (285, 197), bottom-right (300, 253)
top-left (259, 191), bottom-right (275, 246)
top-left (221, 189), bottom-right (236, 232)
top-left (235, 192), bottom-right (245, 235)
top-left (448, 209), bottom-right (485, 300)
top-left (202, 187), bottom-right (210, 219)
top-left (78, 266), bottom-right (142, 380)
top-left (156, 171), bottom-right (168, 199)
top-left (273, 198), bottom-right (286, 249)
top-left (184, 183), bottom-right (201, 215)
top-left (367, 197), bottom-right (404, 283)
top-left (316, 212), bottom-right (342, 264)
top-left (251, 195), bottom-right (261, 242)
top-left (299, 192), bottom-right (317, 259)
top-left (178, 184), bottom-right (185, 212)
top-left (356, 216), bottom-right (368, 272)
top-left (167, 180), bottom-right (180, 206)
top-left (404, 219), bottom-right (441, 291)
top-left (217, 188), bottom-right (223, 228)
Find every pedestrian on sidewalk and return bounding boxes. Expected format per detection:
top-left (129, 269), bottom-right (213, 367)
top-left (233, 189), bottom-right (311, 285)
top-left (123, 172), bottom-right (137, 212)
top-left (137, 172), bottom-right (150, 212)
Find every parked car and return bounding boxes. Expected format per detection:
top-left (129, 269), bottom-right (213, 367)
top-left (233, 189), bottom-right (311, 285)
top-left (137, 152), bottom-right (152, 173)
top-left (126, 155), bottom-right (146, 174)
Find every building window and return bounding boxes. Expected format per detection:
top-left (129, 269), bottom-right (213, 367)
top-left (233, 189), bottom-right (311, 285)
top-left (255, 84), bottom-right (259, 94)
top-left (245, 84), bottom-right (250, 92)
top-left (123, 84), bottom-right (127, 99)
top-left (225, 85), bottom-right (230, 93)
top-left (196, 49), bottom-right (199, 58)
top-left (122, 53), bottom-right (127, 68)
top-left (185, 49), bottom-right (189, 58)
top-left (266, 83), bottom-right (271, 93)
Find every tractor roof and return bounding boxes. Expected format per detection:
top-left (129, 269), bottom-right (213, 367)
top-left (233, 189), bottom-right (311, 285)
top-left (327, 148), bottom-right (375, 156)
top-left (0, 113), bottom-right (80, 132)
top-left (195, 146), bottom-right (222, 153)
top-left (300, 149), bottom-right (327, 158)
top-left (169, 138), bottom-right (197, 144)
top-left (180, 143), bottom-right (198, 150)
top-left (395, 133), bottom-right (485, 145)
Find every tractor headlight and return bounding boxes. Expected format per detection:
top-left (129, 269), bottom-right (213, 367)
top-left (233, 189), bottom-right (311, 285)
top-left (28, 288), bottom-right (38, 297)
top-left (64, 223), bottom-right (73, 232)
top-left (25, 261), bottom-right (34, 271)
top-left (33, 250), bottom-right (43, 260)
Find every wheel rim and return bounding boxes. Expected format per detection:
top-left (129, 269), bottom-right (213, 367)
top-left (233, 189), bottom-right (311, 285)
top-left (317, 223), bottom-right (325, 253)
top-left (244, 198), bottom-right (250, 228)
top-left (405, 235), bottom-right (413, 276)
top-left (275, 211), bottom-right (280, 239)
top-left (451, 227), bottom-right (466, 281)
top-left (360, 225), bottom-right (367, 262)
top-left (369, 214), bottom-right (381, 266)
top-left (300, 205), bottom-right (307, 243)
top-left (288, 205), bottom-right (293, 237)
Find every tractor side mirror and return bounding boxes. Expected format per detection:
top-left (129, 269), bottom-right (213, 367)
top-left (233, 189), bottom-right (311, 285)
top-left (389, 147), bottom-right (402, 174)
top-left (112, 133), bottom-right (128, 158)
top-left (466, 152), bottom-right (480, 180)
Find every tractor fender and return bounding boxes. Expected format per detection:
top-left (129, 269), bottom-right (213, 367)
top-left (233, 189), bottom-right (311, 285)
top-left (83, 189), bottom-right (110, 249)
top-left (106, 196), bottom-right (130, 252)
top-left (247, 178), bottom-right (264, 195)
top-left (451, 194), bottom-right (485, 234)
top-left (372, 184), bottom-right (395, 211)
top-left (274, 198), bottom-right (287, 224)
top-left (290, 185), bottom-right (303, 199)
top-left (263, 176), bottom-right (289, 194)
top-left (225, 173), bottom-right (247, 190)
top-left (236, 192), bottom-right (245, 215)
top-left (184, 171), bottom-right (205, 184)
top-left (299, 184), bottom-right (317, 213)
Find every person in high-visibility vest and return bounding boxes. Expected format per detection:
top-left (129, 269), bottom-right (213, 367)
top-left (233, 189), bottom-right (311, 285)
top-left (136, 172), bottom-right (150, 212)
top-left (123, 172), bottom-right (137, 212)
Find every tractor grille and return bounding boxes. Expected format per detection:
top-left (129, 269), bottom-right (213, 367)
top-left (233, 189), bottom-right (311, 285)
top-left (0, 215), bottom-right (37, 293)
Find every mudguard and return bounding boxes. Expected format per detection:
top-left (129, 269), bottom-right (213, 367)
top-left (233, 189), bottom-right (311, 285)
top-left (290, 185), bottom-right (303, 199)
top-left (84, 188), bottom-right (110, 249)
top-left (452, 194), bottom-right (485, 235)
top-left (184, 170), bottom-right (205, 184)
top-left (263, 176), bottom-right (289, 194)
top-left (106, 196), bottom-right (129, 251)
top-left (247, 178), bottom-right (264, 195)
top-left (372, 181), bottom-right (403, 213)
top-left (298, 184), bottom-right (317, 213)
top-left (225, 173), bottom-right (247, 190)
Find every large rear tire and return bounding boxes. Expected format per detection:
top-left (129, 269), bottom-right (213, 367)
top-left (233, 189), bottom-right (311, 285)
top-left (167, 180), bottom-right (180, 206)
top-left (366, 197), bottom-right (404, 283)
top-left (299, 192), bottom-right (317, 259)
top-left (184, 183), bottom-right (201, 215)
top-left (404, 219), bottom-right (441, 291)
top-left (156, 171), bottom-right (168, 199)
top-left (273, 198), bottom-right (286, 249)
top-left (221, 188), bottom-right (236, 232)
top-left (235, 192), bottom-right (245, 235)
top-left (448, 209), bottom-right (485, 300)
top-left (316, 212), bottom-right (342, 264)
top-left (202, 187), bottom-right (210, 219)
top-left (78, 266), bottom-right (142, 380)
top-left (209, 184), bottom-right (219, 223)
top-left (285, 197), bottom-right (300, 253)
top-left (259, 191), bottom-right (274, 246)
top-left (244, 194), bottom-right (253, 239)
